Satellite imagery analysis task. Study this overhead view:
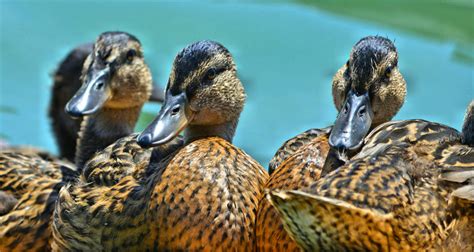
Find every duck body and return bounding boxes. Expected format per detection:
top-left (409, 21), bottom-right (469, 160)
top-left (256, 36), bottom-right (407, 251)
top-left (136, 40), bottom-right (269, 250)
top-left (257, 130), bottom-right (330, 251)
top-left (268, 128), bottom-right (331, 174)
top-left (147, 137), bottom-right (267, 251)
top-left (268, 117), bottom-right (473, 251)
top-left (53, 136), bottom-right (267, 251)
top-left (51, 134), bottom-right (169, 251)
top-left (0, 31), bottom-right (153, 251)
top-left (0, 151), bottom-right (74, 250)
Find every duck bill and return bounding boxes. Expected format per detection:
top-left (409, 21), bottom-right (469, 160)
top-left (137, 92), bottom-right (189, 148)
top-left (65, 67), bottom-right (111, 117)
top-left (329, 90), bottom-right (374, 151)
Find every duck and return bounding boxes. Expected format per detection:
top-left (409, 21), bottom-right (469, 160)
top-left (51, 40), bottom-right (269, 251)
top-left (256, 35), bottom-right (407, 251)
top-left (0, 31), bottom-right (155, 251)
top-left (267, 100), bottom-right (474, 251)
top-left (49, 42), bottom-right (165, 163)
top-left (2, 38), bottom-right (164, 171)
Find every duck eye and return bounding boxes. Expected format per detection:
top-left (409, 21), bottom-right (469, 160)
top-left (126, 49), bottom-right (136, 63)
top-left (205, 68), bottom-right (218, 81)
top-left (385, 66), bottom-right (393, 78)
top-left (358, 106), bottom-right (367, 117)
top-left (171, 105), bottom-right (180, 116)
top-left (346, 60), bottom-right (350, 67)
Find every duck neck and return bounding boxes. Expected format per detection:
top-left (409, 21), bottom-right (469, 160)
top-left (184, 118), bottom-right (239, 144)
top-left (75, 106), bottom-right (142, 171)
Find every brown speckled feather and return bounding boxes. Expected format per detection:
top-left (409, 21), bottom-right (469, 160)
top-left (52, 136), bottom-right (267, 251)
top-left (0, 152), bottom-right (75, 251)
top-left (268, 127), bottom-right (331, 174)
top-left (268, 120), bottom-right (473, 251)
top-left (0, 176), bottom-right (64, 250)
top-left (51, 134), bottom-right (182, 251)
top-left (268, 143), bottom-right (451, 251)
top-left (81, 134), bottom-right (155, 186)
top-left (362, 119), bottom-right (461, 154)
top-left (147, 137), bottom-right (268, 251)
top-left (438, 144), bottom-right (474, 184)
top-left (256, 134), bottom-right (329, 252)
top-left (0, 151), bottom-right (74, 194)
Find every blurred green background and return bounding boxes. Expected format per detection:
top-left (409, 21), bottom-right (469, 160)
top-left (0, 0), bottom-right (473, 167)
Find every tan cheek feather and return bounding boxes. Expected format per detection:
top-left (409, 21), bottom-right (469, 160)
top-left (332, 65), bottom-right (349, 111)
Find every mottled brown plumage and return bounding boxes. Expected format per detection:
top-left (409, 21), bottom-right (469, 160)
top-left (0, 151), bottom-right (72, 250)
top-left (146, 137), bottom-right (267, 251)
top-left (52, 40), bottom-right (268, 251)
top-left (0, 31), bottom-right (153, 251)
top-left (50, 134), bottom-right (182, 251)
top-left (257, 36), bottom-right (406, 251)
top-left (268, 114), bottom-right (473, 251)
top-left (268, 128), bottom-right (331, 174)
top-left (257, 135), bottom-right (330, 252)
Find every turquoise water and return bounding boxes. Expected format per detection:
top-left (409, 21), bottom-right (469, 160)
top-left (0, 1), bottom-right (473, 167)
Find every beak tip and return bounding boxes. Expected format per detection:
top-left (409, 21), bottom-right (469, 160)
top-left (329, 137), bottom-right (362, 151)
top-left (137, 133), bottom-right (153, 148)
top-left (329, 134), bottom-right (352, 150)
top-left (65, 104), bottom-right (83, 118)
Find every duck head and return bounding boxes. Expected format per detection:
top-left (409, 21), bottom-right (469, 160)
top-left (329, 36), bottom-right (406, 151)
top-left (462, 100), bottom-right (474, 147)
top-left (137, 40), bottom-right (244, 147)
top-left (65, 31), bottom-right (152, 117)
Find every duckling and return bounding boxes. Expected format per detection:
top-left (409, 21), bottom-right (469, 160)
top-left (51, 40), bottom-right (269, 251)
top-left (268, 36), bottom-right (405, 174)
top-left (49, 42), bottom-right (164, 163)
top-left (0, 31), bottom-right (154, 251)
top-left (138, 40), bottom-right (269, 250)
top-left (267, 101), bottom-right (474, 251)
top-left (256, 36), bottom-right (406, 251)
